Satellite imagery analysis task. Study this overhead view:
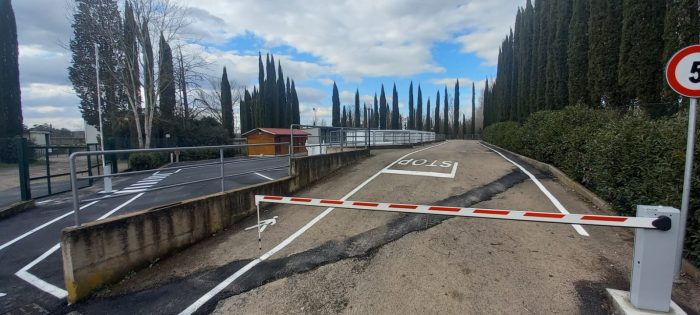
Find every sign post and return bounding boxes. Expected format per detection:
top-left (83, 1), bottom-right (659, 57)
top-left (665, 44), bottom-right (700, 278)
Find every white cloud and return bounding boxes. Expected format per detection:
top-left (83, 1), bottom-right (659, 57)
top-left (24, 117), bottom-right (85, 130)
top-left (431, 77), bottom-right (485, 89)
top-left (24, 105), bottom-right (65, 114)
top-left (296, 87), bottom-right (326, 104)
top-left (188, 0), bottom-right (520, 79)
top-left (22, 83), bottom-right (75, 100)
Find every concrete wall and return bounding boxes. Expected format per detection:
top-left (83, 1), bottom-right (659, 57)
top-left (61, 149), bottom-right (369, 303)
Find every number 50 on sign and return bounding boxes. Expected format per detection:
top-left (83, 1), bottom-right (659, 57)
top-left (666, 45), bottom-right (700, 98)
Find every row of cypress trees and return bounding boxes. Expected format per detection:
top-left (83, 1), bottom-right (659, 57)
top-left (239, 53), bottom-right (301, 134)
top-left (483, 0), bottom-right (699, 128)
top-left (331, 80), bottom-right (477, 137)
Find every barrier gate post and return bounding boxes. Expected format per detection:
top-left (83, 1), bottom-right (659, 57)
top-left (628, 205), bottom-right (680, 312)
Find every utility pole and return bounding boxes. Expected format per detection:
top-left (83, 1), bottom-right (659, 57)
top-left (95, 43), bottom-right (112, 193)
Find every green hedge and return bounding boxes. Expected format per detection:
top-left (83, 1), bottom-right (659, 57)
top-left (128, 152), bottom-right (169, 171)
top-left (483, 106), bottom-right (700, 266)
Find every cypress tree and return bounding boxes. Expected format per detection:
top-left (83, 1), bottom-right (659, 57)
top-left (332, 82), bottom-right (340, 127)
top-left (568, 0), bottom-right (590, 105)
top-left (379, 85), bottom-right (387, 130)
top-left (291, 80), bottom-right (300, 125)
top-left (416, 84), bottom-right (423, 130)
top-left (426, 98), bottom-right (431, 132)
top-left (471, 82), bottom-right (476, 135)
top-left (354, 89), bottom-right (361, 127)
top-left (588, 0), bottom-right (623, 107)
top-left (158, 33), bottom-right (176, 135)
top-left (545, 0), bottom-right (572, 110)
top-left (484, 79), bottom-right (490, 126)
top-left (258, 52), bottom-right (265, 124)
top-left (408, 81), bottom-right (414, 129)
top-left (662, 0), bottom-right (700, 111)
top-left (277, 62), bottom-right (287, 127)
top-left (533, 0), bottom-right (554, 112)
top-left (391, 84), bottom-right (400, 129)
top-left (241, 89), bottom-right (251, 133)
top-left (435, 90), bottom-right (441, 133)
top-left (69, 0), bottom-right (124, 139)
top-left (286, 77), bottom-right (292, 126)
top-left (0, 0), bottom-right (21, 141)
top-left (618, 0), bottom-right (666, 116)
top-left (453, 80), bottom-right (460, 138)
top-left (373, 93), bottom-right (379, 128)
top-left (342, 107), bottom-right (347, 127)
top-left (516, 1), bottom-right (535, 120)
top-left (443, 86), bottom-right (449, 136)
top-left (267, 54), bottom-right (278, 127)
top-left (220, 67), bottom-right (234, 137)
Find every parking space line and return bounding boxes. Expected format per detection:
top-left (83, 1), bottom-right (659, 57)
top-left (480, 143), bottom-right (589, 236)
top-left (0, 201), bottom-right (99, 252)
top-left (254, 172), bottom-right (274, 181)
top-left (179, 141), bottom-right (449, 315)
top-left (15, 193), bottom-right (145, 299)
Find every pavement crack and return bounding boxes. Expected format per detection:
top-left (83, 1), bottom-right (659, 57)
top-left (63, 170), bottom-right (528, 315)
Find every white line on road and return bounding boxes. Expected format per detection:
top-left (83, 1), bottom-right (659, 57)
top-left (35, 199), bottom-right (55, 205)
top-left (175, 169), bottom-right (182, 173)
top-left (0, 293), bottom-right (6, 297)
top-left (480, 144), bottom-right (589, 236)
top-left (15, 193), bottom-right (145, 299)
top-left (254, 172), bottom-right (274, 181)
top-left (381, 162), bottom-right (459, 178)
top-left (179, 141), bottom-right (450, 315)
top-left (0, 201), bottom-right (99, 252)
top-left (115, 189), bottom-right (147, 194)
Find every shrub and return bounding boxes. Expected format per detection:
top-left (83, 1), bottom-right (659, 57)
top-left (128, 152), bottom-right (168, 171)
top-left (482, 106), bottom-right (700, 266)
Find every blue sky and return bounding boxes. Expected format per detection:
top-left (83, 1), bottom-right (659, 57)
top-left (14, 0), bottom-right (523, 130)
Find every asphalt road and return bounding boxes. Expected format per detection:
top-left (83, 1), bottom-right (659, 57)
top-left (3, 142), bottom-right (700, 314)
top-left (0, 156), bottom-right (289, 314)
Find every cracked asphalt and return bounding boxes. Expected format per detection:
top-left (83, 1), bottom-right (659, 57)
top-left (58, 141), bottom-right (700, 315)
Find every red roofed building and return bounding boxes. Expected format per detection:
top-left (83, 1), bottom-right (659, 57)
top-left (242, 128), bottom-right (309, 156)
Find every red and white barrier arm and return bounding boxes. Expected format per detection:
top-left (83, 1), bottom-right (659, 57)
top-left (254, 195), bottom-right (671, 230)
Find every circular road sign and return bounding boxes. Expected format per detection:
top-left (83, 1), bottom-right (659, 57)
top-left (666, 45), bottom-right (700, 98)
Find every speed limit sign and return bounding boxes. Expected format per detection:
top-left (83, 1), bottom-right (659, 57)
top-left (666, 45), bottom-right (700, 98)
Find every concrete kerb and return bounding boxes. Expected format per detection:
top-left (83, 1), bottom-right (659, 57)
top-left (0, 199), bottom-right (35, 220)
top-left (60, 149), bottom-right (370, 303)
top-left (479, 141), bottom-right (700, 281)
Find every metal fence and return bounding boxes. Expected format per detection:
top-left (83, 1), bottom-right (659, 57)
top-left (15, 137), bottom-right (103, 201)
top-left (68, 142), bottom-right (290, 226)
top-left (289, 125), bottom-right (442, 157)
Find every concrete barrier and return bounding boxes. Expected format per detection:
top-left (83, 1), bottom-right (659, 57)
top-left (61, 149), bottom-right (369, 303)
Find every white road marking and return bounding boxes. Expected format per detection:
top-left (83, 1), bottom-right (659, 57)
top-left (15, 193), bottom-right (145, 298)
top-left (245, 216), bottom-right (278, 233)
top-left (137, 180), bottom-right (160, 184)
top-left (480, 144), bottom-right (589, 236)
top-left (254, 172), bottom-right (274, 181)
top-left (15, 244), bottom-right (66, 298)
top-left (35, 199), bottom-right (55, 205)
top-left (0, 293), bottom-right (6, 297)
top-left (0, 201), bottom-right (99, 252)
top-left (175, 169), bottom-right (182, 173)
top-left (382, 162), bottom-right (459, 178)
top-left (179, 141), bottom-right (450, 315)
top-left (115, 189), bottom-right (147, 194)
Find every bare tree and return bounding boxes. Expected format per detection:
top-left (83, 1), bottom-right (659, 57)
top-left (192, 75), bottom-right (245, 125)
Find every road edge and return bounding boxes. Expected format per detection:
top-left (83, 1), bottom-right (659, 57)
top-left (480, 141), bottom-right (700, 281)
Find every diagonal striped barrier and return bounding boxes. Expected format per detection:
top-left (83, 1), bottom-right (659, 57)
top-left (253, 195), bottom-right (681, 313)
top-left (254, 195), bottom-right (670, 230)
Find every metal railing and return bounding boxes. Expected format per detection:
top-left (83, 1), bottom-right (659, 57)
top-left (68, 142), bottom-right (290, 226)
top-left (289, 125), bottom-right (442, 158)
